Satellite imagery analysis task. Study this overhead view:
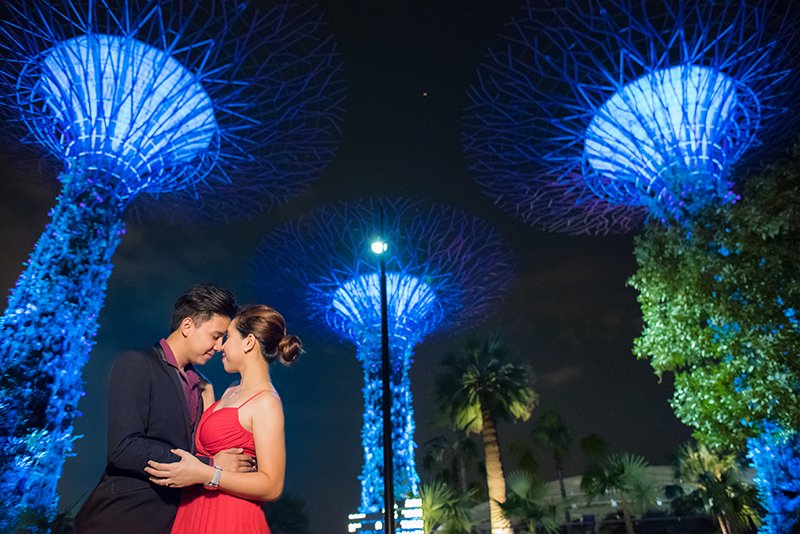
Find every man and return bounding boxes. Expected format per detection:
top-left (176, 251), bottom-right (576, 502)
top-left (75, 283), bottom-right (252, 533)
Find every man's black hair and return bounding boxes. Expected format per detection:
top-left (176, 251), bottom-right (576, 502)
top-left (169, 283), bottom-right (237, 332)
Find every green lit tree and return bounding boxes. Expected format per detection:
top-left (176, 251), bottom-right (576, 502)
top-left (420, 479), bottom-right (475, 534)
top-left (579, 433), bottom-right (610, 468)
top-left (581, 453), bottom-right (657, 534)
top-left (421, 429), bottom-right (482, 496)
top-left (667, 442), bottom-right (760, 534)
top-left (629, 146), bottom-right (800, 451)
top-left (435, 336), bottom-right (538, 534)
top-left (500, 470), bottom-right (559, 534)
top-left (530, 409), bottom-right (573, 529)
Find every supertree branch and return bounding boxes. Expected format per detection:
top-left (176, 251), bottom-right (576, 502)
top-left (253, 198), bottom-right (514, 515)
top-left (0, 0), bottom-right (344, 525)
top-left (463, 0), bottom-right (800, 234)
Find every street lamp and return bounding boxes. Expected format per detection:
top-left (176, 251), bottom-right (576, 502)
top-left (371, 226), bottom-right (394, 534)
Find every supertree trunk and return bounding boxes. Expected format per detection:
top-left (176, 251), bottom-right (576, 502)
top-left (356, 336), bottom-right (420, 513)
top-left (0, 170), bottom-right (125, 527)
top-left (390, 337), bottom-right (420, 501)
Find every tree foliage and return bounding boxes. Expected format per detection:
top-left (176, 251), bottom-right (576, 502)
top-left (668, 442), bottom-right (760, 534)
top-left (420, 479), bottom-right (475, 534)
top-left (582, 453), bottom-right (658, 534)
top-left (501, 470), bottom-right (559, 534)
top-left (530, 409), bottom-right (573, 527)
top-left (436, 337), bottom-right (538, 435)
top-left (421, 430), bottom-right (483, 497)
top-left (630, 147), bottom-right (800, 450)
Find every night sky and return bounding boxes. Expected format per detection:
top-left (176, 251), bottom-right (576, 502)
top-left (0, 1), bottom-right (697, 532)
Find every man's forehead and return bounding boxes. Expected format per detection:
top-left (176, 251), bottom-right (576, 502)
top-left (197, 313), bottom-right (231, 330)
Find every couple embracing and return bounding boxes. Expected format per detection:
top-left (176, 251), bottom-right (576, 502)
top-left (75, 284), bottom-right (301, 533)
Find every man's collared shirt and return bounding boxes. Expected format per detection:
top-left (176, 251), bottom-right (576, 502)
top-left (159, 338), bottom-right (201, 429)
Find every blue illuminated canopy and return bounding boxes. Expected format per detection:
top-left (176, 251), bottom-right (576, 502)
top-left (330, 272), bottom-right (443, 343)
top-left (33, 34), bottom-right (217, 191)
top-left (584, 65), bottom-right (752, 212)
top-left (463, 0), bottom-right (800, 232)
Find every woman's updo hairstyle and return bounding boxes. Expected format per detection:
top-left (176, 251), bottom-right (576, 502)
top-left (233, 304), bottom-right (302, 366)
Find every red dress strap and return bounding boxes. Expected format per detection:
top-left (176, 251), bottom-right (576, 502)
top-left (237, 390), bottom-right (266, 408)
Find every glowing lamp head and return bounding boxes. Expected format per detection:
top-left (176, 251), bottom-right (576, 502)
top-left (370, 240), bottom-right (388, 255)
top-left (583, 64), bottom-right (757, 218)
top-left (27, 33), bottom-right (218, 195)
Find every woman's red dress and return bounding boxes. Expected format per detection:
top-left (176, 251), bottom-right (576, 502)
top-left (171, 393), bottom-right (270, 534)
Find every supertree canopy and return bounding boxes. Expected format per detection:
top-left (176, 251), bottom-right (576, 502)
top-left (253, 198), bottom-right (514, 525)
top-left (463, 0), bottom-right (800, 234)
top-left (0, 0), bottom-right (344, 525)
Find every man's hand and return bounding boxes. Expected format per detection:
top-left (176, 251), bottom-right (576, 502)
top-left (213, 447), bottom-right (257, 473)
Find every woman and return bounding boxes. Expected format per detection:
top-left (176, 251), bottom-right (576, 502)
top-left (145, 304), bottom-right (302, 534)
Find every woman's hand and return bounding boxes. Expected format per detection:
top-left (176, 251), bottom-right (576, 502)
top-left (145, 448), bottom-right (213, 488)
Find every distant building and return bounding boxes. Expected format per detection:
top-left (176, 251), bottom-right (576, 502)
top-left (469, 466), bottom-right (725, 533)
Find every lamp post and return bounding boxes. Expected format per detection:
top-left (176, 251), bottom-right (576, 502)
top-left (371, 225), bottom-right (394, 534)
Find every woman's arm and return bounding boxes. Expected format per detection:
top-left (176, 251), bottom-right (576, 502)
top-left (145, 392), bottom-right (285, 501)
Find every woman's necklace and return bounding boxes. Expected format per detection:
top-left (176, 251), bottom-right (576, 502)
top-left (227, 379), bottom-right (271, 400)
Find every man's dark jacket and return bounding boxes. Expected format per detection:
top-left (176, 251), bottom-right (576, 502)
top-left (75, 345), bottom-right (204, 534)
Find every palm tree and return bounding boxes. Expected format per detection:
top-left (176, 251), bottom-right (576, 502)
top-left (422, 428), bottom-right (482, 495)
top-left (531, 409), bottom-right (573, 530)
top-left (668, 442), bottom-right (760, 534)
top-left (435, 336), bottom-right (538, 534)
top-left (420, 479), bottom-right (475, 534)
top-left (579, 433), bottom-right (609, 467)
top-left (501, 470), bottom-right (559, 533)
top-left (508, 441), bottom-right (539, 475)
top-left (581, 452), bottom-right (657, 534)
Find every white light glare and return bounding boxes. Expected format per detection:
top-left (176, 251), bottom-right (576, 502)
top-left (371, 240), bottom-right (388, 255)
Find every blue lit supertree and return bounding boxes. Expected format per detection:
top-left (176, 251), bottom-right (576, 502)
top-left (748, 424), bottom-right (800, 532)
top-left (0, 0), bottom-right (344, 524)
top-left (462, 0), bottom-right (800, 234)
top-left (253, 198), bottom-right (513, 521)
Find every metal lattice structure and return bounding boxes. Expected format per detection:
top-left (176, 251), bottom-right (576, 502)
top-left (253, 198), bottom-right (514, 520)
top-left (463, 0), bottom-right (800, 233)
top-left (0, 0), bottom-right (344, 524)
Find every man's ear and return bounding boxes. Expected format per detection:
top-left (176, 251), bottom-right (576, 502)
top-left (180, 317), bottom-right (194, 338)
